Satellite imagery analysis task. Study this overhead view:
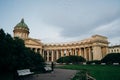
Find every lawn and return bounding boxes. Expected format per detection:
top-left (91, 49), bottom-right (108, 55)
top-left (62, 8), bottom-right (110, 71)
top-left (58, 64), bottom-right (120, 80)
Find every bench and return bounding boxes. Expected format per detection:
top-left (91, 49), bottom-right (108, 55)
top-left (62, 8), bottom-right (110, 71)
top-left (101, 63), bottom-right (106, 65)
top-left (113, 63), bottom-right (119, 65)
top-left (17, 69), bottom-right (34, 76)
top-left (44, 66), bottom-right (52, 72)
top-left (83, 62), bottom-right (86, 65)
top-left (91, 63), bottom-right (95, 65)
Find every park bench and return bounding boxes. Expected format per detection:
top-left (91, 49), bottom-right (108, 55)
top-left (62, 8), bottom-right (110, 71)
top-left (113, 63), bottom-right (119, 65)
top-left (101, 63), bottom-right (106, 65)
top-left (44, 66), bottom-right (52, 72)
top-left (17, 69), bottom-right (34, 76)
top-left (91, 63), bottom-right (95, 65)
top-left (83, 62), bottom-right (86, 65)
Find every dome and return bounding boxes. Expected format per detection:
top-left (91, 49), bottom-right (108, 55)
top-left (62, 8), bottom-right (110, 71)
top-left (14, 18), bottom-right (29, 31)
top-left (13, 18), bottom-right (29, 39)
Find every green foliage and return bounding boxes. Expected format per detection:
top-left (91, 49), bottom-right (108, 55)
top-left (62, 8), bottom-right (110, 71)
top-left (71, 70), bottom-right (87, 80)
top-left (56, 56), bottom-right (86, 64)
top-left (101, 53), bottom-right (120, 64)
top-left (0, 29), bottom-right (45, 73)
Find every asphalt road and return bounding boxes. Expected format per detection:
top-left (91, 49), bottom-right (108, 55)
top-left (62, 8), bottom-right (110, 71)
top-left (19, 69), bottom-right (77, 80)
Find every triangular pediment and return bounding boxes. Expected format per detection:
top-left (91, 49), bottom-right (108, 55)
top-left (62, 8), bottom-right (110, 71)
top-left (24, 38), bottom-right (42, 46)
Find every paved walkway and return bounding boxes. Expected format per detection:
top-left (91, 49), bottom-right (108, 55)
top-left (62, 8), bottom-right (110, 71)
top-left (21, 69), bottom-right (77, 80)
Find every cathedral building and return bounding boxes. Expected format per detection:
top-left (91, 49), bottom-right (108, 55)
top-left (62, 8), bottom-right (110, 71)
top-left (13, 19), bottom-right (109, 62)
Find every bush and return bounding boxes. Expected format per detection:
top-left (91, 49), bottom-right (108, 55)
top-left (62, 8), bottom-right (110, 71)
top-left (101, 53), bottom-right (120, 64)
top-left (56, 56), bottom-right (86, 64)
top-left (72, 69), bottom-right (88, 80)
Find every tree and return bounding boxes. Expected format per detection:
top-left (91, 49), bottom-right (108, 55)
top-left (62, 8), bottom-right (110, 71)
top-left (0, 29), bottom-right (45, 73)
top-left (0, 29), bottom-right (5, 40)
top-left (0, 29), bottom-right (15, 72)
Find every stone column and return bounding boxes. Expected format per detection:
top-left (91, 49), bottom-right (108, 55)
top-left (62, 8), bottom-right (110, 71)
top-left (56, 50), bottom-right (59, 60)
top-left (84, 48), bottom-right (87, 60)
top-left (54, 50), bottom-right (57, 61)
top-left (72, 49), bottom-right (75, 56)
top-left (75, 49), bottom-right (78, 56)
top-left (66, 49), bottom-right (69, 56)
top-left (39, 49), bottom-right (42, 54)
top-left (42, 49), bottom-right (44, 58)
top-left (58, 50), bottom-right (61, 58)
top-left (74, 49), bottom-right (76, 56)
top-left (78, 48), bottom-right (81, 56)
top-left (88, 47), bottom-right (91, 61)
top-left (61, 49), bottom-right (64, 57)
top-left (91, 47), bottom-right (93, 61)
top-left (42, 51), bottom-right (46, 61)
top-left (37, 48), bottom-right (39, 53)
top-left (43, 49), bottom-right (45, 58)
top-left (68, 49), bottom-right (70, 56)
top-left (86, 47), bottom-right (89, 61)
top-left (35, 48), bottom-right (37, 53)
top-left (47, 50), bottom-right (49, 62)
top-left (73, 49), bottom-right (75, 56)
top-left (51, 50), bottom-right (54, 62)
top-left (81, 48), bottom-right (84, 57)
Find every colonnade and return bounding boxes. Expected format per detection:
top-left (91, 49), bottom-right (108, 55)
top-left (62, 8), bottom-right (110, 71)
top-left (42, 47), bottom-right (93, 62)
top-left (29, 45), bottom-right (108, 62)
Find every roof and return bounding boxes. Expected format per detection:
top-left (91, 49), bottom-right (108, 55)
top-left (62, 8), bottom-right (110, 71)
top-left (109, 45), bottom-right (120, 48)
top-left (14, 18), bottom-right (29, 30)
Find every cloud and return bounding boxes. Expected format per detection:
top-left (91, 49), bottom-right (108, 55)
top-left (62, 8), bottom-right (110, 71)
top-left (92, 18), bottom-right (120, 37)
top-left (0, 0), bottom-right (120, 44)
top-left (38, 0), bottom-right (120, 38)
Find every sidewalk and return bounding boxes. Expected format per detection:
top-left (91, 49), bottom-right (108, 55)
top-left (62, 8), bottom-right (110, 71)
top-left (22, 69), bottom-right (77, 80)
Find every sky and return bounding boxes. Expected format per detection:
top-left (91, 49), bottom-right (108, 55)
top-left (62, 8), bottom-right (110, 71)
top-left (0, 0), bottom-right (120, 45)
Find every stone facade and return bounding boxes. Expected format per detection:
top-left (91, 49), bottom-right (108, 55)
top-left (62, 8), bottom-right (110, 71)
top-left (108, 45), bottom-right (120, 53)
top-left (13, 19), bottom-right (109, 62)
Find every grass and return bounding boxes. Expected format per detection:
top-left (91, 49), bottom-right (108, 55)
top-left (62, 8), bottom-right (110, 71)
top-left (58, 64), bottom-right (120, 80)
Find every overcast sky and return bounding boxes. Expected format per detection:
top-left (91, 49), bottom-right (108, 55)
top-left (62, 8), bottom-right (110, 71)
top-left (0, 0), bottom-right (120, 45)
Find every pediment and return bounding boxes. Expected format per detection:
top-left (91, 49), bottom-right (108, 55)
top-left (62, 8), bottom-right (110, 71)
top-left (25, 38), bottom-right (42, 46)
